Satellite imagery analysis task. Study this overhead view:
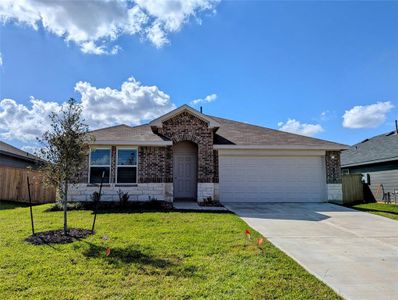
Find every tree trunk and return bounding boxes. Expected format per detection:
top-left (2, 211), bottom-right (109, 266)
top-left (63, 181), bottom-right (69, 235)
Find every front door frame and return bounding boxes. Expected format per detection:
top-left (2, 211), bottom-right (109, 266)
top-left (172, 141), bottom-right (198, 201)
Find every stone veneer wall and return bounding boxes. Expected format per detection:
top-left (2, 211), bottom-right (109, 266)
top-left (68, 183), bottom-right (173, 202)
top-left (327, 184), bottom-right (343, 202)
top-left (325, 151), bottom-right (343, 202)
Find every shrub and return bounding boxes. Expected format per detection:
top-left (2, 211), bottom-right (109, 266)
top-left (90, 191), bottom-right (101, 204)
top-left (199, 196), bottom-right (222, 207)
top-left (46, 201), bottom-right (83, 212)
top-left (117, 190), bottom-right (130, 207)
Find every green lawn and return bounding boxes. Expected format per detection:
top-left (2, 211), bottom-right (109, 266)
top-left (350, 202), bottom-right (398, 221)
top-left (0, 202), bottom-right (340, 299)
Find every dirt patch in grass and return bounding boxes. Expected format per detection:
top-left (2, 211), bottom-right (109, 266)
top-left (26, 228), bottom-right (93, 245)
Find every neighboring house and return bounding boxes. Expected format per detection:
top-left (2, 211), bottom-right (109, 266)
top-left (69, 105), bottom-right (347, 203)
top-left (341, 125), bottom-right (398, 201)
top-left (0, 141), bottom-right (42, 169)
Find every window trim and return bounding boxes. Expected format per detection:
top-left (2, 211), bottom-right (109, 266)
top-left (88, 147), bottom-right (111, 184)
top-left (115, 146), bottom-right (138, 184)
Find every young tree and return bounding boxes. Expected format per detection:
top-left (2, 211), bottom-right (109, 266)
top-left (38, 98), bottom-right (92, 235)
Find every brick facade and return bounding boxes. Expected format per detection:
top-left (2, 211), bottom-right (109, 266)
top-left (110, 146), bottom-right (116, 183)
top-left (138, 146), bottom-right (173, 183)
top-left (80, 111), bottom-right (219, 186)
top-left (79, 154), bottom-right (89, 183)
top-left (155, 111), bottom-right (217, 183)
top-left (325, 151), bottom-right (342, 184)
top-left (213, 150), bottom-right (219, 183)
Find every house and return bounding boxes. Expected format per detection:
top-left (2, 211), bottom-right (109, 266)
top-left (0, 141), bottom-right (42, 169)
top-left (341, 123), bottom-right (398, 201)
top-left (69, 105), bottom-right (348, 203)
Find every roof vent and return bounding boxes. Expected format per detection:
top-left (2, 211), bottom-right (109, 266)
top-left (395, 120), bottom-right (398, 134)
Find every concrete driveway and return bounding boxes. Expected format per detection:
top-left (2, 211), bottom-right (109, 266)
top-left (224, 203), bottom-right (398, 300)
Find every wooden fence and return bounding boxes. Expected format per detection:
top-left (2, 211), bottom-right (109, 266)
top-left (0, 166), bottom-right (56, 203)
top-left (342, 174), bottom-right (364, 204)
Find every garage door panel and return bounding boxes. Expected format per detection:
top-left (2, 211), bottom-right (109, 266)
top-left (219, 156), bottom-right (326, 202)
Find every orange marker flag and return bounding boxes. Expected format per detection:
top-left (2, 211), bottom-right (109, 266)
top-left (257, 238), bottom-right (264, 247)
top-left (245, 229), bottom-right (251, 239)
top-left (105, 247), bottom-right (111, 257)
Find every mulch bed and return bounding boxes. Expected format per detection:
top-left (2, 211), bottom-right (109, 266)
top-left (26, 228), bottom-right (93, 245)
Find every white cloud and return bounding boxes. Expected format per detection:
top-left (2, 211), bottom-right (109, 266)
top-left (81, 42), bottom-right (121, 56)
top-left (320, 110), bottom-right (332, 121)
top-left (191, 93), bottom-right (217, 105)
top-left (278, 119), bottom-right (324, 137)
top-left (136, 0), bottom-right (218, 47)
top-left (76, 77), bottom-right (176, 128)
top-left (0, 0), bottom-right (219, 53)
top-left (0, 77), bottom-right (176, 142)
top-left (0, 52), bottom-right (2, 66)
top-left (0, 97), bottom-right (62, 141)
top-left (146, 21), bottom-right (169, 48)
top-left (342, 101), bottom-right (394, 129)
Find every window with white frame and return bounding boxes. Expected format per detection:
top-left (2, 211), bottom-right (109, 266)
top-left (116, 148), bottom-right (137, 184)
top-left (89, 148), bottom-right (111, 184)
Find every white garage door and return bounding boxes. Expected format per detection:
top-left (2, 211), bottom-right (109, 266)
top-left (219, 155), bottom-right (327, 202)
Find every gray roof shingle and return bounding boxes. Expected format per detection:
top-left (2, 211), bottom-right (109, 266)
top-left (89, 110), bottom-right (347, 149)
top-left (209, 116), bottom-right (347, 148)
top-left (90, 124), bottom-right (168, 143)
top-left (0, 140), bottom-right (42, 162)
top-left (341, 131), bottom-right (398, 167)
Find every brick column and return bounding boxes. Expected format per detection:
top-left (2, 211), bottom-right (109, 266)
top-left (325, 151), bottom-right (342, 202)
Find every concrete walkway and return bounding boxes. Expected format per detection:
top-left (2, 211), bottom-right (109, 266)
top-left (173, 201), bottom-right (227, 211)
top-left (224, 203), bottom-right (398, 300)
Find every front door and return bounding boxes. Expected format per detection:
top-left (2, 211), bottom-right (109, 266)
top-left (173, 142), bottom-right (197, 200)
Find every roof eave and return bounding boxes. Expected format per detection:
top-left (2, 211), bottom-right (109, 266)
top-left (342, 156), bottom-right (398, 168)
top-left (90, 140), bottom-right (172, 146)
top-left (0, 150), bottom-right (43, 163)
top-left (214, 144), bottom-right (349, 150)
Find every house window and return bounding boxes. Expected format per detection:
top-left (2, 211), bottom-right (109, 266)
top-left (89, 148), bottom-right (111, 184)
top-left (116, 148), bottom-right (137, 183)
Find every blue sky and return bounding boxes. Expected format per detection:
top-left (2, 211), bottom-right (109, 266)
top-left (1, 0), bottom-right (397, 152)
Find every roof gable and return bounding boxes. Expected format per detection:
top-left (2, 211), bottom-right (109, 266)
top-left (150, 105), bottom-right (220, 128)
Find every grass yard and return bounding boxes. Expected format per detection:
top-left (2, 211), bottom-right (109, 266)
top-left (350, 202), bottom-right (398, 221)
top-left (0, 202), bottom-right (340, 299)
